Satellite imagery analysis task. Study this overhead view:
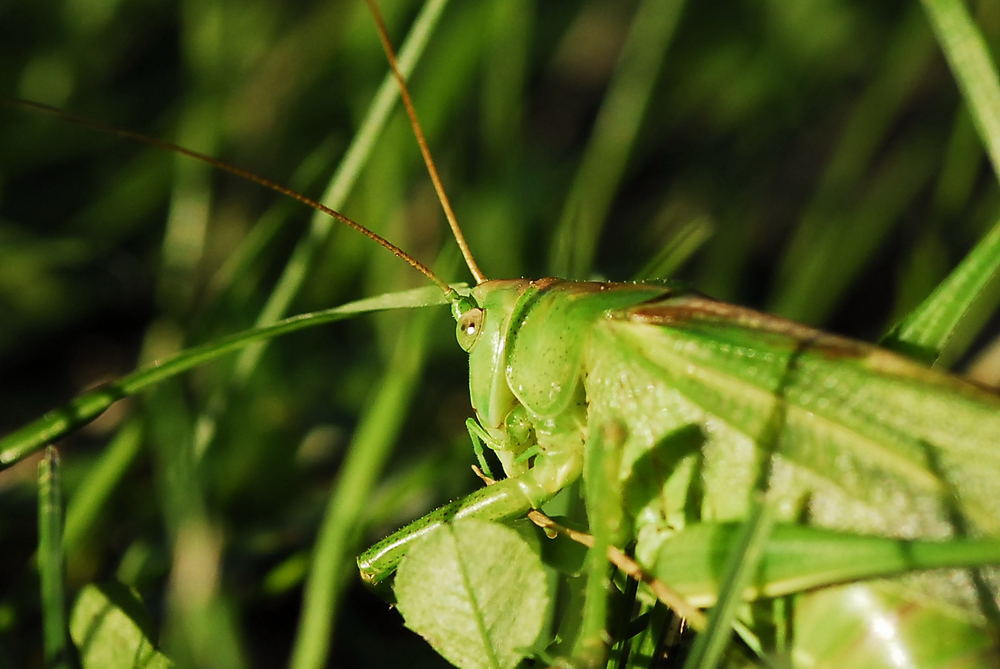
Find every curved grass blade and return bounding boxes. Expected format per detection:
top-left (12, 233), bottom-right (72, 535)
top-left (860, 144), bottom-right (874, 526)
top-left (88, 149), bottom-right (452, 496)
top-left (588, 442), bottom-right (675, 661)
top-left (920, 0), bottom-right (1000, 180)
top-left (0, 286), bottom-right (454, 468)
top-left (576, 419), bottom-right (624, 665)
top-left (883, 218), bottom-right (1000, 365)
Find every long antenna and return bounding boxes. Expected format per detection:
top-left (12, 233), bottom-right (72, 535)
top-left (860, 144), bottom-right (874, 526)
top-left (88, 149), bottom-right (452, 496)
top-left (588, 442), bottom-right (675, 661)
top-left (2, 98), bottom-right (457, 298)
top-left (364, 0), bottom-right (488, 284)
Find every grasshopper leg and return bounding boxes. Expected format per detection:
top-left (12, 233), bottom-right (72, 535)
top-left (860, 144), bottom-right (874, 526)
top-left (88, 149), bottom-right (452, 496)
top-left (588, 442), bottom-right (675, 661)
top-left (465, 418), bottom-right (495, 480)
top-left (358, 433), bottom-right (583, 585)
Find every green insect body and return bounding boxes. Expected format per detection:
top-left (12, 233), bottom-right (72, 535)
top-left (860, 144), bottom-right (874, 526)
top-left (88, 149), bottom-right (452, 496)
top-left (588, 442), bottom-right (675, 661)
top-left (359, 279), bottom-right (666, 579)
top-left (359, 276), bottom-right (1000, 667)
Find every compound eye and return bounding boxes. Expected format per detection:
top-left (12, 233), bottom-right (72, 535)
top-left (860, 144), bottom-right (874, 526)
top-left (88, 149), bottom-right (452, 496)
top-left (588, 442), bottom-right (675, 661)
top-left (456, 308), bottom-right (485, 352)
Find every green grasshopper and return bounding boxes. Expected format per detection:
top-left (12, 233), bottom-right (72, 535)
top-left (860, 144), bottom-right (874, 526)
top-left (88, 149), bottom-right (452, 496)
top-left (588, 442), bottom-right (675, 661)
top-left (353, 2), bottom-right (1000, 667)
top-left (3, 0), bottom-right (1000, 667)
top-left (359, 272), bottom-right (1000, 666)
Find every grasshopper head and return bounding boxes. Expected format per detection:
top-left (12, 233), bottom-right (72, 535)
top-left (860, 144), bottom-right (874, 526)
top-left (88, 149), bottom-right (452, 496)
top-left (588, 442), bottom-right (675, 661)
top-left (454, 280), bottom-right (533, 429)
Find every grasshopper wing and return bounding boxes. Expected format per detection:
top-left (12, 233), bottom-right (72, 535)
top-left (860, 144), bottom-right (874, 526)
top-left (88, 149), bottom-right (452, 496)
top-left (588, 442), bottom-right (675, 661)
top-left (584, 293), bottom-right (1000, 534)
top-left (581, 293), bottom-right (1000, 666)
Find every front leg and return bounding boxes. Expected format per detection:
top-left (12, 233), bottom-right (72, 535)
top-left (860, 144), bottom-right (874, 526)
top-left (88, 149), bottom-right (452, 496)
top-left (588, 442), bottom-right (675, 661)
top-left (357, 434), bottom-right (583, 585)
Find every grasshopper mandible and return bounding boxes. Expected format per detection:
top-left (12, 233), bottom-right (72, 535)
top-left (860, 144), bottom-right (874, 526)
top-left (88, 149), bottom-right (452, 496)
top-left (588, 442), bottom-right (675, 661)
top-left (3, 0), bottom-right (1000, 667)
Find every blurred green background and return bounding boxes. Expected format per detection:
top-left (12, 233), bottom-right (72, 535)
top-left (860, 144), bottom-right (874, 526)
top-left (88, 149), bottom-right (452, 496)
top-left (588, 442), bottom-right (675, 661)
top-left (0, 0), bottom-right (998, 666)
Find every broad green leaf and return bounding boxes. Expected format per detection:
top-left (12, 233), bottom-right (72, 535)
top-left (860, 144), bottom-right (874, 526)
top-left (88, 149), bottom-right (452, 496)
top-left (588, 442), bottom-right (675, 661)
top-left (69, 583), bottom-right (173, 669)
top-left (394, 518), bottom-right (551, 669)
top-left (653, 523), bottom-right (1000, 606)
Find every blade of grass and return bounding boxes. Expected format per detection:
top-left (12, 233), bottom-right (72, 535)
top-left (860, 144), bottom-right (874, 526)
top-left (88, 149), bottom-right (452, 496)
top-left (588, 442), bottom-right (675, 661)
top-left (771, 134), bottom-right (937, 324)
top-left (0, 286), bottom-right (453, 468)
top-left (156, 0), bottom-right (227, 314)
top-left (550, 0), bottom-right (687, 278)
top-left (63, 419), bottom-right (144, 552)
top-left (681, 497), bottom-right (774, 669)
top-left (883, 218), bottom-right (1000, 365)
top-left (38, 446), bottom-right (69, 669)
top-left (289, 303), bottom-right (438, 669)
top-left (575, 421), bottom-right (621, 665)
top-left (633, 213), bottom-right (714, 281)
top-left (920, 0), bottom-right (1000, 181)
top-left (145, 380), bottom-right (243, 668)
top-left (887, 108), bottom-right (987, 328)
top-left (192, 0), bottom-right (452, 457)
top-left (769, 6), bottom-right (934, 319)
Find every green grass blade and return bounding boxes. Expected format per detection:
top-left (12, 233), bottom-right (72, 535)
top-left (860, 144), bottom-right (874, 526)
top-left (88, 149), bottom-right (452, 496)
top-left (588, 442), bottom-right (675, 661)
top-left (632, 213), bottom-right (714, 281)
top-left (769, 6), bottom-right (934, 320)
top-left (289, 306), bottom-right (437, 669)
top-left (156, 0), bottom-right (229, 314)
top-left (550, 0), bottom-right (686, 278)
top-left (0, 286), bottom-right (451, 468)
top-left (769, 134), bottom-right (937, 324)
top-left (38, 446), bottom-right (69, 669)
top-left (192, 0), bottom-right (452, 456)
top-left (681, 497), bottom-right (774, 669)
top-left (145, 380), bottom-right (244, 669)
top-left (63, 419), bottom-right (144, 553)
top-left (883, 218), bottom-right (1000, 365)
top-left (920, 0), bottom-right (1000, 181)
top-left (576, 421), bottom-right (623, 665)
